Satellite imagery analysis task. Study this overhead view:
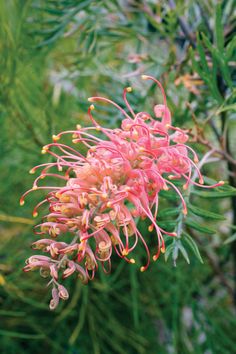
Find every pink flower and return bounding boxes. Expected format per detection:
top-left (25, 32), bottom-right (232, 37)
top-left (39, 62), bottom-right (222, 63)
top-left (21, 75), bottom-right (224, 309)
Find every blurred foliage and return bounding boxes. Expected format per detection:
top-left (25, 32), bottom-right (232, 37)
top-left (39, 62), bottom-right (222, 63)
top-left (0, 0), bottom-right (236, 353)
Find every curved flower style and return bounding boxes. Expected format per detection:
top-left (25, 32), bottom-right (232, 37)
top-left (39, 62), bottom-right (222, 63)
top-left (21, 75), bottom-right (223, 309)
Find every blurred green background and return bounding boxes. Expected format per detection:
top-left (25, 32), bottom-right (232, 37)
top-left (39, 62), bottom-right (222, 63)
top-left (0, 1), bottom-right (236, 353)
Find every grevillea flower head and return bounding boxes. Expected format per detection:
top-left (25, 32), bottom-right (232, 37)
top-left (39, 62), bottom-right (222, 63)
top-left (21, 75), bottom-right (224, 309)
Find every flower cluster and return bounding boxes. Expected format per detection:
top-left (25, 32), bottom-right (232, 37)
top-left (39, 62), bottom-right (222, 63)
top-left (21, 75), bottom-right (223, 309)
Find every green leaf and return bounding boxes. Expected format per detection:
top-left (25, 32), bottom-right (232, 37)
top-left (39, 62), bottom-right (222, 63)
top-left (165, 239), bottom-right (191, 264)
top-left (185, 219), bottom-right (215, 234)
top-left (188, 204), bottom-right (225, 220)
top-left (190, 46), bottom-right (204, 77)
top-left (36, 26), bottom-right (65, 47)
top-left (196, 33), bottom-right (209, 72)
top-left (158, 221), bottom-right (176, 231)
top-left (159, 190), bottom-right (179, 201)
top-left (216, 104), bottom-right (236, 114)
top-left (130, 266), bottom-right (140, 329)
top-left (164, 243), bottom-right (175, 262)
top-left (0, 329), bottom-right (45, 339)
top-left (32, 5), bottom-right (65, 16)
top-left (36, 0), bottom-right (94, 47)
top-left (217, 183), bottom-right (235, 193)
top-left (192, 190), bottom-right (236, 198)
top-left (178, 242), bottom-right (190, 264)
top-left (215, 3), bottom-right (224, 52)
top-left (182, 232), bottom-right (204, 263)
top-left (213, 57), bottom-right (224, 101)
top-left (84, 31), bottom-right (97, 54)
top-left (144, 13), bottom-right (166, 36)
top-left (201, 33), bottom-right (232, 88)
top-left (194, 34), bottom-right (223, 101)
top-left (172, 241), bottom-right (179, 263)
top-left (216, 184), bottom-right (236, 193)
top-left (223, 233), bottom-right (236, 245)
top-left (225, 36), bottom-right (236, 60)
top-left (157, 207), bottom-right (180, 218)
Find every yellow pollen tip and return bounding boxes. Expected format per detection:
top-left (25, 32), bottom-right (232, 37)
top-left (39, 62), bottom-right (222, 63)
top-left (72, 139), bottom-right (77, 144)
top-left (101, 193), bottom-right (108, 199)
top-left (194, 157), bottom-right (199, 163)
top-left (218, 180), bottom-right (224, 185)
top-left (199, 178), bottom-right (204, 185)
top-left (32, 186), bottom-right (38, 190)
top-left (126, 87), bottom-right (132, 92)
top-left (139, 147), bottom-right (145, 152)
top-left (33, 211), bottom-right (38, 218)
top-left (161, 247), bottom-right (165, 253)
top-left (163, 185), bottom-right (169, 191)
top-left (20, 199), bottom-right (25, 206)
top-left (140, 266), bottom-right (146, 272)
top-left (182, 209), bottom-right (187, 215)
top-left (40, 175), bottom-right (45, 179)
top-left (165, 124), bottom-right (171, 128)
top-left (148, 225), bottom-right (154, 232)
top-left (90, 104), bottom-right (95, 110)
top-left (29, 169), bottom-right (35, 174)
top-left (122, 249), bottom-right (129, 256)
top-left (183, 184), bottom-right (188, 190)
top-left (88, 98), bottom-right (95, 102)
top-left (72, 133), bottom-right (78, 138)
top-left (153, 255), bottom-right (158, 261)
top-left (172, 232), bottom-right (177, 237)
top-left (95, 126), bottom-right (101, 131)
top-left (141, 75), bottom-right (148, 80)
top-left (52, 135), bottom-right (60, 141)
top-left (130, 258), bottom-right (135, 264)
top-left (168, 175), bottom-right (174, 180)
top-left (107, 202), bottom-right (112, 208)
top-left (91, 146), bottom-right (96, 152)
top-left (76, 124), bottom-right (82, 130)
